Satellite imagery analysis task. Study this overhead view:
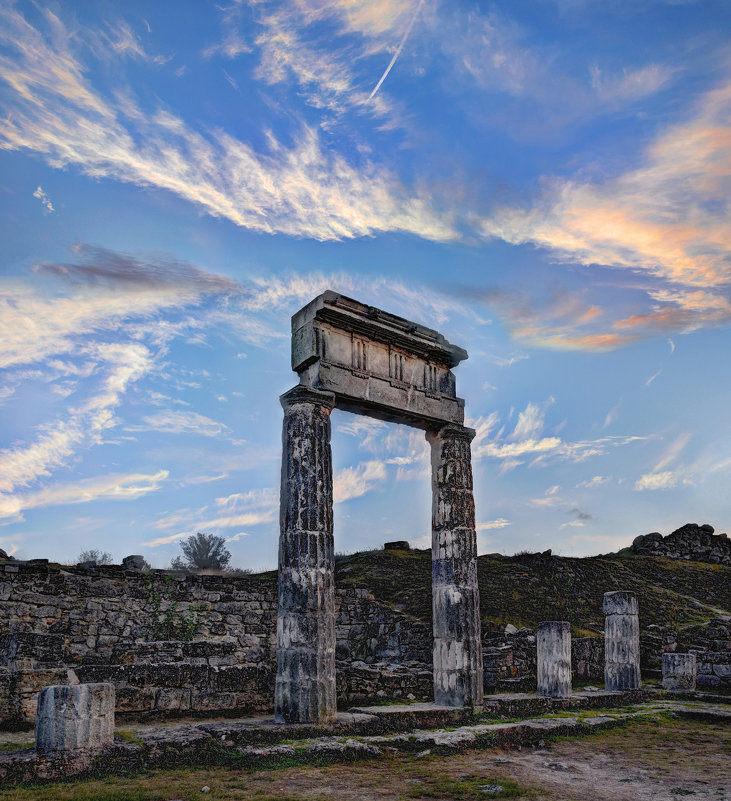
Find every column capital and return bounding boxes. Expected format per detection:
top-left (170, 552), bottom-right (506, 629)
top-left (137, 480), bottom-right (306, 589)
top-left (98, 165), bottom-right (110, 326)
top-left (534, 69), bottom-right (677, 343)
top-left (280, 385), bottom-right (336, 412)
top-left (425, 422), bottom-right (476, 444)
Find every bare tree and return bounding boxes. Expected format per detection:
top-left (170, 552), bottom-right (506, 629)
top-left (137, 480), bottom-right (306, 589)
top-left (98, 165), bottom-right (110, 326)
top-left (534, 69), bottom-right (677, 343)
top-left (77, 549), bottom-right (114, 566)
top-left (176, 532), bottom-right (231, 572)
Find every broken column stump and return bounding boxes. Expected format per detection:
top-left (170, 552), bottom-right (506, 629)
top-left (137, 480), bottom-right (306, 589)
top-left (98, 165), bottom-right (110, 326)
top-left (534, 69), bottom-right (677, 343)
top-left (662, 652), bottom-right (697, 690)
top-left (35, 683), bottom-right (115, 754)
top-left (537, 621), bottom-right (572, 698)
top-left (603, 590), bottom-right (641, 690)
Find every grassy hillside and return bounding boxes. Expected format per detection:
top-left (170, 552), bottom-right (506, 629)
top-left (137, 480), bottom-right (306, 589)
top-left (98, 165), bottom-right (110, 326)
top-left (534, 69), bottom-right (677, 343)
top-left (334, 548), bottom-right (730, 635)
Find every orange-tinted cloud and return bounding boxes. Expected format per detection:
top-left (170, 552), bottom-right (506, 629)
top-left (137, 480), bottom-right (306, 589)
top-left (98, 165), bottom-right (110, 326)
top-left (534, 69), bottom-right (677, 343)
top-left (480, 83), bottom-right (731, 290)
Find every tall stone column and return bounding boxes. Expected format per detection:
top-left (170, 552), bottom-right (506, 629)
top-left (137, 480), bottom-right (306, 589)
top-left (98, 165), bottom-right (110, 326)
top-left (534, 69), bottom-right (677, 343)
top-left (537, 621), bottom-right (572, 698)
top-left (275, 386), bottom-right (337, 724)
top-left (603, 590), bottom-right (641, 691)
top-left (427, 424), bottom-right (483, 709)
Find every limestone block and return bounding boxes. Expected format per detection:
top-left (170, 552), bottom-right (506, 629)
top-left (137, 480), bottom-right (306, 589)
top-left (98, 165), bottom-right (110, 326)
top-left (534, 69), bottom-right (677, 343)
top-left (662, 653), bottom-right (696, 690)
top-left (537, 621), bottom-right (571, 698)
top-left (604, 591), bottom-right (641, 691)
top-left (35, 683), bottom-right (114, 754)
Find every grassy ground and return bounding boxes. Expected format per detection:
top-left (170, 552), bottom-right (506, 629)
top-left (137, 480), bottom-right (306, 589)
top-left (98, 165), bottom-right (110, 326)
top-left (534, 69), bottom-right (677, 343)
top-left (1, 716), bottom-right (728, 800)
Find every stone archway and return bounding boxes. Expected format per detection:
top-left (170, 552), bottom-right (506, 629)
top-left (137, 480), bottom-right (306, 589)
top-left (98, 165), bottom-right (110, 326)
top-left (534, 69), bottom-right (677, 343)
top-left (275, 291), bottom-right (483, 723)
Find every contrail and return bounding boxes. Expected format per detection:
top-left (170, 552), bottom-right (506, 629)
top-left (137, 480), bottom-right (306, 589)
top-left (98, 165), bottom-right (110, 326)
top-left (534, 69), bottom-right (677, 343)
top-left (368, 0), bottom-right (425, 102)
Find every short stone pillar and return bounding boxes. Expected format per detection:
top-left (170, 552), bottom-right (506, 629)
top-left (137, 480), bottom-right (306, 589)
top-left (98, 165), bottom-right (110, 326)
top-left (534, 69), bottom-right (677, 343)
top-left (662, 653), bottom-right (696, 690)
top-left (275, 386), bottom-right (337, 724)
top-left (537, 621), bottom-right (572, 698)
top-left (35, 683), bottom-right (114, 754)
top-left (603, 590), bottom-right (641, 690)
top-left (427, 424), bottom-right (483, 710)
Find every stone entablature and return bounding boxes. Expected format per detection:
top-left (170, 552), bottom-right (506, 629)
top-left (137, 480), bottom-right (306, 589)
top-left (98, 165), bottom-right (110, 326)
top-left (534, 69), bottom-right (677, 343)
top-left (291, 290), bottom-right (467, 429)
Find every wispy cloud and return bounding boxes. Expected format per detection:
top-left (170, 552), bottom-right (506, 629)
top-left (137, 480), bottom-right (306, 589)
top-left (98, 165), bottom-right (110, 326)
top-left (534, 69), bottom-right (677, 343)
top-left (634, 470), bottom-right (680, 491)
top-left (480, 83), bottom-right (731, 299)
top-left (0, 470), bottom-right (168, 524)
top-left (0, 6), bottom-right (453, 243)
top-left (645, 369), bottom-right (662, 387)
top-left (470, 403), bottom-right (646, 469)
top-left (476, 518), bottom-right (511, 530)
top-left (653, 432), bottom-right (692, 472)
top-left (145, 487), bottom-right (279, 546)
top-left (590, 62), bottom-right (677, 103)
top-left (576, 475), bottom-right (610, 489)
top-left (453, 286), bottom-right (634, 352)
top-left (0, 343), bottom-right (152, 493)
top-left (334, 460), bottom-right (388, 503)
top-left (126, 410), bottom-right (231, 438)
top-left (32, 185), bottom-right (54, 212)
top-left (634, 432), bottom-right (692, 490)
top-left (0, 343), bottom-right (154, 521)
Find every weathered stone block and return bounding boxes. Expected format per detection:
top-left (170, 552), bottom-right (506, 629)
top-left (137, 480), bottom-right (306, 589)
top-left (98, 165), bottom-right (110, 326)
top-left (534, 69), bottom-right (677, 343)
top-left (537, 621), bottom-right (571, 698)
top-left (35, 683), bottom-right (114, 754)
top-left (662, 653), bottom-right (696, 690)
top-left (604, 591), bottom-right (641, 691)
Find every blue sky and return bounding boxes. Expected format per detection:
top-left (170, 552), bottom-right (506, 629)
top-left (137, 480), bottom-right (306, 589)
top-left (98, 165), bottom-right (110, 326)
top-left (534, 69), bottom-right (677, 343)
top-left (1, 0), bottom-right (729, 569)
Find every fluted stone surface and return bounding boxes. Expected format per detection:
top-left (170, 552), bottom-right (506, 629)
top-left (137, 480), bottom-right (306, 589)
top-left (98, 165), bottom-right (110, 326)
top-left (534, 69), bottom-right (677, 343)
top-left (604, 590), bottom-right (641, 690)
top-left (537, 621), bottom-right (572, 698)
top-left (428, 424), bottom-right (483, 709)
top-left (662, 653), bottom-right (696, 690)
top-left (35, 683), bottom-right (114, 754)
top-left (275, 386), bottom-right (337, 724)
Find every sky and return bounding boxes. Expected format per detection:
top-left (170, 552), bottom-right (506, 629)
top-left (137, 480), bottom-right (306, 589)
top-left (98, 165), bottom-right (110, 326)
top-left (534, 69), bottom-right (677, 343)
top-left (0, 0), bottom-right (730, 570)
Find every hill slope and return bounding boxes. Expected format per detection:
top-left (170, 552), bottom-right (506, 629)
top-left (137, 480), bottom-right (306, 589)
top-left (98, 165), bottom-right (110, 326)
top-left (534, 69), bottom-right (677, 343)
top-left (334, 548), bottom-right (730, 635)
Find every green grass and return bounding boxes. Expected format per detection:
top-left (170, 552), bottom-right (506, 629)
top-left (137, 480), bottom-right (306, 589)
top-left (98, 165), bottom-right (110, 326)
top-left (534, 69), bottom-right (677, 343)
top-left (333, 548), bottom-right (729, 632)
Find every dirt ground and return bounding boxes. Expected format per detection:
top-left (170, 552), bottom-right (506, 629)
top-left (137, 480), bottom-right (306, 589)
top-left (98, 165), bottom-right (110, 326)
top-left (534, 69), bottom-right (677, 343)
top-left (0, 716), bottom-right (728, 800)
top-left (229, 717), bottom-right (730, 801)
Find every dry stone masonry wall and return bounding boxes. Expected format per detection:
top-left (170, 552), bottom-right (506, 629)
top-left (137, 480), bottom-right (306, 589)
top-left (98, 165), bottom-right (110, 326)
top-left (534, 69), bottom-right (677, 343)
top-left (0, 561), bottom-right (432, 726)
top-left (1, 559), bottom-right (728, 727)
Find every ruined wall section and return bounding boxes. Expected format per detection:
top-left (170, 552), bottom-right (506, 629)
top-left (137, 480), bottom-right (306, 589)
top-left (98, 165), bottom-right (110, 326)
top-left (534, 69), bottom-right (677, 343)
top-left (0, 562), bottom-right (431, 725)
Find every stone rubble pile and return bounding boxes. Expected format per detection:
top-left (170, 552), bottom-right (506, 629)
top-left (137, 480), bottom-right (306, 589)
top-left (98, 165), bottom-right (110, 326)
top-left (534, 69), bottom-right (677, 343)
top-left (632, 523), bottom-right (730, 565)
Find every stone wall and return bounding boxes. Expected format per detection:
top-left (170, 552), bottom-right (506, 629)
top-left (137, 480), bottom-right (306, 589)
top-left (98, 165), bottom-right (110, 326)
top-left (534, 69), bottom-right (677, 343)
top-left (632, 523), bottom-right (730, 565)
top-left (0, 561), bottom-right (431, 726)
top-left (1, 561), bottom-right (728, 727)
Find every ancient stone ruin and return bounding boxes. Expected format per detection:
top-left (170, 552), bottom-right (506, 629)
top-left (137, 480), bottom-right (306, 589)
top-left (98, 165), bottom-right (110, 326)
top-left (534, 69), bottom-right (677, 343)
top-left (35, 682), bottom-right (114, 755)
top-left (632, 523), bottom-right (730, 565)
top-left (604, 591), bottom-right (641, 691)
top-left (276, 291), bottom-right (483, 722)
top-left (536, 621), bottom-right (571, 698)
top-left (662, 653), bottom-right (697, 691)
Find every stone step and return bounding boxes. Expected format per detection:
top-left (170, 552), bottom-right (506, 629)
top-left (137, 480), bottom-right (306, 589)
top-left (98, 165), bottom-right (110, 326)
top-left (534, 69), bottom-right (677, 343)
top-left (1, 699), bottom-right (728, 787)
